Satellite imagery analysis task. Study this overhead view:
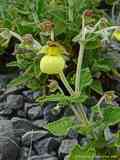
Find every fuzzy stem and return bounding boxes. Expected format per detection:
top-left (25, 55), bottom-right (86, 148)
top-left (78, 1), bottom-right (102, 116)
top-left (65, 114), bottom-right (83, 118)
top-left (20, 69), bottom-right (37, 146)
top-left (59, 71), bottom-right (74, 95)
top-left (75, 42), bottom-right (85, 95)
top-left (50, 30), bottom-right (55, 41)
top-left (75, 16), bottom-right (85, 95)
top-left (77, 104), bottom-right (89, 125)
top-left (68, 0), bottom-right (74, 22)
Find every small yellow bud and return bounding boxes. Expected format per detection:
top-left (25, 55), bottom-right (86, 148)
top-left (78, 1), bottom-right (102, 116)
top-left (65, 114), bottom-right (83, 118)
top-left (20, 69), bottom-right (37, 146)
top-left (112, 30), bottom-right (120, 42)
top-left (40, 55), bottom-right (65, 74)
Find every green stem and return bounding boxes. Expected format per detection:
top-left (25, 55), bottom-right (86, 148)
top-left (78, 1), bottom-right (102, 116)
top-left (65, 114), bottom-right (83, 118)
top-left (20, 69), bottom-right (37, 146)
top-left (77, 104), bottom-right (89, 125)
top-left (50, 30), bottom-right (55, 41)
top-left (68, 0), bottom-right (74, 22)
top-left (59, 71), bottom-right (74, 95)
top-left (96, 94), bottom-right (106, 119)
top-left (75, 42), bottom-right (85, 95)
top-left (75, 15), bottom-right (85, 95)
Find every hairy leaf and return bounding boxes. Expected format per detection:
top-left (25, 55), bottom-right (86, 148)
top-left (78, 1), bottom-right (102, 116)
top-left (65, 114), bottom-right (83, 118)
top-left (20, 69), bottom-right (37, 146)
top-left (68, 144), bottom-right (96, 160)
top-left (80, 68), bottom-right (93, 91)
top-left (48, 117), bottom-right (76, 136)
top-left (37, 94), bottom-right (88, 104)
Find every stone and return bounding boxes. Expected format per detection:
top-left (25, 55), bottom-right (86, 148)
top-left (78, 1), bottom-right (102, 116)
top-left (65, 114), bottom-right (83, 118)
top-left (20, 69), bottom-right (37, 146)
top-left (0, 103), bottom-right (5, 111)
top-left (18, 147), bottom-right (35, 160)
top-left (43, 103), bottom-right (63, 122)
top-left (0, 120), bottom-right (19, 160)
top-left (0, 120), bottom-right (14, 138)
top-left (58, 139), bottom-right (78, 157)
top-left (29, 154), bottom-right (58, 160)
top-left (0, 137), bottom-right (19, 160)
top-left (27, 106), bottom-right (42, 120)
top-left (33, 119), bottom-right (47, 129)
top-left (67, 129), bottom-right (79, 139)
top-left (22, 130), bottom-right (48, 146)
top-left (17, 110), bottom-right (26, 118)
top-left (6, 94), bottom-right (24, 110)
top-left (0, 108), bottom-right (12, 116)
top-left (33, 137), bottom-right (60, 155)
top-left (11, 117), bottom-right (39, 136)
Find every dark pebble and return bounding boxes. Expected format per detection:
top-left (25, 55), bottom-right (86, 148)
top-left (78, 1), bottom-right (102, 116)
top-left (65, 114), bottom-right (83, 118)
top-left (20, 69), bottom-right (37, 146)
top-left (29, 154), bottom-right (58, 160)
top-left (6, 94), bottom-right (24, 110)
top-left (58, 139), bottom-right (77, 158)
top-left (33, 137), bottom-right (60, 155)
top-left (11, 117), bottom-right (39, 136)
top-left (22, 130), bottom-right (48, 146)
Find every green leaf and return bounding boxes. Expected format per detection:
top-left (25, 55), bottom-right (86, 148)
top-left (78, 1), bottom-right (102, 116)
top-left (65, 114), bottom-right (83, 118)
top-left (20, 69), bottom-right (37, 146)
top-left (26, 78), bottom-right (41, 91)
top-left (37, 94), bottom-right (88, 104)
top-left (68, 144), bottom-right (96, 160)
top-left (91, 80), bottom-right (103, 95)
top-left (48, 117), bottom-right (76, 136)
top-left (80, 68), bottom-right (93, 91)
top-left (7, 75), bottom-right (29, 87)
top-left (77, 123), bottom-right (92, 135)
top-left (7, 61), bottom-right (18, 67)
top-left (103, 106), bottom-right (120, 126)
top-left (36, 0), bottom-right (45, 18)
top-left (92, 59), bottom-right (113, 72)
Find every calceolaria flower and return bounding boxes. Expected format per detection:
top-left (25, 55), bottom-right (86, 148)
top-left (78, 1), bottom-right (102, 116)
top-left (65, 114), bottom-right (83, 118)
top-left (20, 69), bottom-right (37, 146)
top-left (40, 55), bottom-right (65, 74)
top-left (112, 30), bottom-right (120, 42)
top-left (40, 41), bottom-right (66, 74)
top-left (40, 41), bottom-right (65, 56)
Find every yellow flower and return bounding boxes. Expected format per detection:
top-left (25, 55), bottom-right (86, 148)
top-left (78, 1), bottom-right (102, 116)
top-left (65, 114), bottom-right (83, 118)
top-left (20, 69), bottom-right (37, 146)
top-left (40, 41), bottom-right (65, 56)
top-left (112, 30), bottom-right (120, 42)
top-left (47, 45), bottom-right (64, 56)
top-left (40, 55), bottom-right (65, 74)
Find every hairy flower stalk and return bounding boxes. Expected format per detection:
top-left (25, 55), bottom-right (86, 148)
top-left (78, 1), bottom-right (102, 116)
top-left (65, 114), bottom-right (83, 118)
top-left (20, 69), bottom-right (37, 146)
top-left (75, 42), bottom-right (85, 95)
top-left (75, 15), bottom-right (86, 95)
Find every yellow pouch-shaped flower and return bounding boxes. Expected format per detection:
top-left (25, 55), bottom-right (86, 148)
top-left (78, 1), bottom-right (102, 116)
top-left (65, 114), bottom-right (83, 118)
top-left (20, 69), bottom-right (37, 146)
top-left (112, 30), bottom-right (120, 42)
top-left (40, 55), bottom-right (65, 74)
top-left (40, 41), bottom-right (65, 56)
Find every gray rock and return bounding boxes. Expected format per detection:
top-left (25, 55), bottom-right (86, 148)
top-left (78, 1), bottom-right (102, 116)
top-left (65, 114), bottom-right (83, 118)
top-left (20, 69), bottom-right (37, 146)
top-left (0, 103), bottom-right (5, 111)
top-left (2, 86), bottom-right (24, 98)
top-left (24, 103), bottom-right (38, 114)
top-left (0, 103), bottom-right (12, 116)
top-left (7, 94), bottom-right (24, 110)
top-left (58, 139), bottom-right (78, 157)
top-left (0, 137), bottom-right (19, 160)
top-left (18, 147), bottom-right (35, 160)
top-left (22, 130), bottom-right (48, 146)
top-left (17, 110), bottom-right (26, 118)
top-left (0, 120), bottom-right (19, 160)
top-left (29, 154), bottom-right (58, 160)
top-left (28, 106), bottom-right (42, 120)
top-left (33, 137), bottom-right (60, 155)
top-left (64, 156), bottom-right (69, 160)
top-left (11, 117), bottom-right (39, 136)
top-left (0, 120), bottom-right (14, 138)
top-left (0, 116), bottom-right (7, 120)
top-left (33, 119), bottom-right (47, 129)
top-left (0, 108), bottom-right (12, 116)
